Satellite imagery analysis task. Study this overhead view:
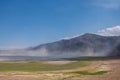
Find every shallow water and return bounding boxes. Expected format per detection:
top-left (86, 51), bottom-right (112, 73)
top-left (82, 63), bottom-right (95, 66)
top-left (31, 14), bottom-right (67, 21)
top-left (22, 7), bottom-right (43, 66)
top-left (0, 56), bottom-right (64, 61)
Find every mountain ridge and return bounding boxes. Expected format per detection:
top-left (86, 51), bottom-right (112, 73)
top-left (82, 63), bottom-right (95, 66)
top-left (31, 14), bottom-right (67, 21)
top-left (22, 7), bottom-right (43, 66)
top-left (0, 33), bottom-right (120, 58)
top-left (30, 33), bottom-right (120, 57)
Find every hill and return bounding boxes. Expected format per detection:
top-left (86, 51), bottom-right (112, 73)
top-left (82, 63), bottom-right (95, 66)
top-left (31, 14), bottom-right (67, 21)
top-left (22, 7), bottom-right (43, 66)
top-left (0, 33), bottom-right (120, 58)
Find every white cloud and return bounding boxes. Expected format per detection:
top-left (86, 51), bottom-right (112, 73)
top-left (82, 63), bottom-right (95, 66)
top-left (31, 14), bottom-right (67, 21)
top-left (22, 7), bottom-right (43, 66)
top-left (62, 34), bottom-right (84, 40)
top-left (97, 25), bottom-right (120, 36)
top-left (63, 35), bottom-right (81, 40)
top-left (92, 0), bottom-right (120, 9)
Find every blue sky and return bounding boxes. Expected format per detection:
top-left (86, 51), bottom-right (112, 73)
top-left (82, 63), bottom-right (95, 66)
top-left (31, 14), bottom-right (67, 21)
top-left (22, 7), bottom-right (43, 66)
top-left (0, 0), bottom-right (120, 49)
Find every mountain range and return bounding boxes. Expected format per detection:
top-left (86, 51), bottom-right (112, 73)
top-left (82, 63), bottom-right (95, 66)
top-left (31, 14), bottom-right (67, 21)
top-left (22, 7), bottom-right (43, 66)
top-left (0, 33), bottom-right (120, 58)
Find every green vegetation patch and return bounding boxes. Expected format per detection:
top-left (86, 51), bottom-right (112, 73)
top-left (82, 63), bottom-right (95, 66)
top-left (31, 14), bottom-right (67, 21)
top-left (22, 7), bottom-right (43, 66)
top-left (72, 71), bottom-right (108, 75)
top-left (0, 61), bottom-right (89, 72)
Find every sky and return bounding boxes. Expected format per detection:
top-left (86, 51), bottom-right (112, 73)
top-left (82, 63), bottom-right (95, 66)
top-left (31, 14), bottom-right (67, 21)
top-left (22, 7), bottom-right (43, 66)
top-left (0, 0), bottom-right (120, 49)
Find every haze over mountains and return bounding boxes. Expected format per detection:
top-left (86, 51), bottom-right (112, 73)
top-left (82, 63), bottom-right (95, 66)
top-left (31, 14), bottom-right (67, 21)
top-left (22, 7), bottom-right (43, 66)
top-left (0, 33), bottom-right (120, 59)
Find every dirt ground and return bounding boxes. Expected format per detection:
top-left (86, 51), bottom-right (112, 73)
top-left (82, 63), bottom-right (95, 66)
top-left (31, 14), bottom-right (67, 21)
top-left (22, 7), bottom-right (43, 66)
top-left (0, 59), bottom-right (120, 80)
top-left (72, 59), bottom-right (120, 80)
top-left (41, 61), bottom-right (77, 65)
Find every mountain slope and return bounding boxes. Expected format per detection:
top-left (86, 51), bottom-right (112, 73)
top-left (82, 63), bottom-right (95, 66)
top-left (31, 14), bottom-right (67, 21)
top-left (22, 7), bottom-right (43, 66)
top-left (0, 33), bottom-right (120, 58)
top-left (109, 44), bottom-right (120, 56)
top-left (31, 33), bottom-right (120, 57)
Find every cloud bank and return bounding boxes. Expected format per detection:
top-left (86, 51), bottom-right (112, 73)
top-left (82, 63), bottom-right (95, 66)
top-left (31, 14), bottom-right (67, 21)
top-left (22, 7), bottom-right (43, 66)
top-left (97, 25), bottom-right (120, 36)
top-left (63, 25), bottom-right (120, 40)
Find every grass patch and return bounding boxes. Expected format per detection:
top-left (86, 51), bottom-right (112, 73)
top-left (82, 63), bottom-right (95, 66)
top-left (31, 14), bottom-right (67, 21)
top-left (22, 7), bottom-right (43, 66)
top-left (72, 71), bottom-right (108, 75)
top-left (68, 57), bottom-right (120, 61)
top-left (0, 61), bottom-right (89, 72)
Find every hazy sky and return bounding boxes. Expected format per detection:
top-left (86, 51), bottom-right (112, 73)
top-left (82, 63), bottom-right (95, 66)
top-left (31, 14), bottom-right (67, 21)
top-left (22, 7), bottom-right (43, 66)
top-left (0, 0), bottom-right (120, 49)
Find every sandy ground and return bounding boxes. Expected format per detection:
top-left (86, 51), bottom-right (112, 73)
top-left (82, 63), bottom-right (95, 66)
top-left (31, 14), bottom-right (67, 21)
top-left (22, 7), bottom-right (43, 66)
top-left (0, 59), bottom-right (119, 80)
top-left (72, 59), bottom-right (120, 80)
top-left (41, 61), bottom-right (77, 65)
